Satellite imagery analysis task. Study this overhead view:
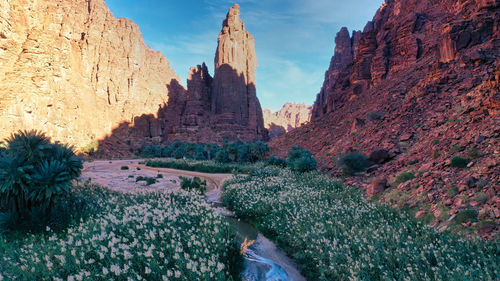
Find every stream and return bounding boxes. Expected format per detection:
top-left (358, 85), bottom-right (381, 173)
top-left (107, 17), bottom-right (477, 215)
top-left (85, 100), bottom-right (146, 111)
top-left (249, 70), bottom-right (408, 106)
top-left (206, 189), bottom-right (306, 281)
top-left (82, 160), bottom-right (306, 281)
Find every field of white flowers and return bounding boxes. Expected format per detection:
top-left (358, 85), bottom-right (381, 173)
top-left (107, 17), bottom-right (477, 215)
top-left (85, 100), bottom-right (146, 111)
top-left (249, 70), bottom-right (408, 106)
top-left (222, 166), bottom-right (499, 281)
top-left (0, 184), bottom-right (241, 281)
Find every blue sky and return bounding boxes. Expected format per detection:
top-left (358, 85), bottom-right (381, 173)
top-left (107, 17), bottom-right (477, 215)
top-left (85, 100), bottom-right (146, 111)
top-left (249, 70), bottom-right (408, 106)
top-left (106, 0), bottom-right (384, 111)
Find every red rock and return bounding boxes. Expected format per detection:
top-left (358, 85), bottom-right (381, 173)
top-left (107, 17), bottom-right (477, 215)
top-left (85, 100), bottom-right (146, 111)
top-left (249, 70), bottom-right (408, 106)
top-left (415, 210), bottom-right (426, 218)
top-left (367, 177), bottom-right (388, 197)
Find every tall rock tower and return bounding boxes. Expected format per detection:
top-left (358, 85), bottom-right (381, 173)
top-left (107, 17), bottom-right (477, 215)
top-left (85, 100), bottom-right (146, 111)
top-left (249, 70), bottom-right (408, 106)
top-left (210, 4), bottom-right (267, 140)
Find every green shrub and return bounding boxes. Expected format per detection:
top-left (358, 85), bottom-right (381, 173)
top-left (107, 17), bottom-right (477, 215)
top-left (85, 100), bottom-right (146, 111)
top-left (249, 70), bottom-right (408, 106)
top-left (453, 209), bottom-right (478, 224)
top-left (0, 130), bottom-right (83, 221)
top-left (450, 144), bottom-right (464, 153)
top-left (287, 146), bottom-right (317, 173)
top-left (393, 170), bottom-right (415, 187)
top-left (467, 147), bottom-right (480, 159)
top-left (338, 152), bottom-right (372, 175)
top-left (215, 150), bottom-right (229, 163)
top-left (135, 176), bottom-right (156, 186)
top-left (179, 176), bottom-right (207, 194)
top-left (120, 165), bottom-right (129, 170)
top-left (267, 156), bottom-right (287, 168)
top-left (156, 173), bottom-right (163, 179)
top-left (450, 156), bottom-right (470, 168)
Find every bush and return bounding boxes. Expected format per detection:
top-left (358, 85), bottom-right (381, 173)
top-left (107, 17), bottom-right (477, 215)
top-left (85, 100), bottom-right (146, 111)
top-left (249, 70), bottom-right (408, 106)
top-left (120, 165), bottom-right (129, 170)
top-left (135, 176), bottom-right (156, 186)
top-left (450, 156), bottom-right (470, 168)
top-left (180, 176), bottom-right (207, 194)
top-left (393, 170), bottom-right (415, 187)
top-left (287, 146), bottom-right (317, 173)
top-left (267, 156), bottom-right (287, 168)
top-left (338, 152), bottom-right (372, 175)
top-left (367, 110), bottom-right (384, 121)
top-left (0, 130), bottom-right (83, 221)
top-left (467, 147), bottom-right (480, 159)
top-left (453, 209), bottom-right (478, 224)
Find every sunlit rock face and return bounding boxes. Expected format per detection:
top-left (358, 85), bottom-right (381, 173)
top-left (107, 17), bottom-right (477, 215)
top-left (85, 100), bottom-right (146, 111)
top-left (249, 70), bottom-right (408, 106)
top-left (263, 103), bottom-right (312, 139)
top-left (0, 1), bottom-right (267, 151)
top-left (0, 0), bottom-right (180, 149)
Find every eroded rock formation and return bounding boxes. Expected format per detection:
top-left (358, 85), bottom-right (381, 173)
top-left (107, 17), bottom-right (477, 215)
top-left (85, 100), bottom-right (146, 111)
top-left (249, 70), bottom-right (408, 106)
top-left (0, 1), bottom-right (267, 150)
top-left (263, 103), bottom-right (311, 139)
top-left (0, 0), bottom-right (180, 149)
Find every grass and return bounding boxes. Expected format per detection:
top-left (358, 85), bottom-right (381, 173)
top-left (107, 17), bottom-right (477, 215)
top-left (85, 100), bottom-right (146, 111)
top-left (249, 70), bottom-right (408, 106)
top-left (393, 170), bottom-right (415, 187)
top-left (0, 184), bottom-right (241, 280)
top-left (222, 166), bottom-right (499, 281)
top-left (145, 159), bottom-right (263, 174)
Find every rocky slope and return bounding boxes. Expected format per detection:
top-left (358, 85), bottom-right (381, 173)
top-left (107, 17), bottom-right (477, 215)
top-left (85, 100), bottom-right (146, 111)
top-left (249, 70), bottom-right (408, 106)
top-left (0, 1), bottom-right (267, 151)
top-left (271, 0), bottom-right (499, 238)
top-left (263, 103), bottom-right (311, 139)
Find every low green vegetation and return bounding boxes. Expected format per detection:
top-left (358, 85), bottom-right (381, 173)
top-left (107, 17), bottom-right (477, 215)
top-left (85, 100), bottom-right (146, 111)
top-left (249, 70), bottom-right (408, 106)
top-left (120, 165), bottom-right (129, 170)
top-left (135, 176), bottom-right (157, 186)
top-left (222, 166), bottom-right (498, 280)
top-left (180, 176), bottom-right (207, 194)
top-left (338, 151), bottom-right (372, 175)
top-left (139, 140), bottom-right (269, 163)
top-left (145, 159), bottom-right (263, 174)
top-left (450, 156), bottom-right (470, 168)
top-left (0, 184), bottom-right (241, 280)
top-left (393, 170), bottom-right (415, 187)
top-left (266, 156), bottom-right (288, 168)
top-left (287, 146), bottom-right (317, 173)
top-left (0, 130), bottom-right (83, 226)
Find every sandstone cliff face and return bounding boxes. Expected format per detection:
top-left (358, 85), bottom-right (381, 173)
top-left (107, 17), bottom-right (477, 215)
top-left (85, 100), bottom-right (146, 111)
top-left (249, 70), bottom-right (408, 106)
top-left (99, 4), bottom-right (268, 151)
top-left (272, 0), bottom-right (499, 237)
top-left (0, 0), bottom-right (180, 149)
top-left (263, 103), bottom-right (311, 139)
top-left (0, 1), bottom-right (267, 151)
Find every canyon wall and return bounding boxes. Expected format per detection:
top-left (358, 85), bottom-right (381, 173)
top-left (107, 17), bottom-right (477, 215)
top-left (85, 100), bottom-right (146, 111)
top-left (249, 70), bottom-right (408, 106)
top-left (263, 103), bottom-right (311, 139)
top-left (0, 0), bottom-right (180, 149)
top-left (272, 0), bottom-right (499, 237)
top-left (0, 1), bottom-right (267, 151)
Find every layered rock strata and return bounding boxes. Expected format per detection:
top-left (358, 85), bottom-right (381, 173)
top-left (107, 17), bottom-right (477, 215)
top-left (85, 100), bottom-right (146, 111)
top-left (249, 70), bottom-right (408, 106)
top-left (263, 103), bottom-right (312, 139)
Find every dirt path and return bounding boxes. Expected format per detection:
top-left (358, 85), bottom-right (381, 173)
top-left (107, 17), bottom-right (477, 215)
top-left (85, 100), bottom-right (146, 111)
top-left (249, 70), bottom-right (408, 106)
top-left (81, 159), bottom-right (233, 193)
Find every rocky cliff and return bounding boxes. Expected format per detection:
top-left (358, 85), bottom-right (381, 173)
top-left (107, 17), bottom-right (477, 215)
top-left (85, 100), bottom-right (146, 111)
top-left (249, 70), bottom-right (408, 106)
top-left (272, 0), bottom-right (499, 237)
top-left (161, 4), bottom-right (268, 144)
top-left (0, 0), bottom-right (180, 149)
top-left (0, 1), bottom-right (267, 151)
top-left (263, 103), bottom-right (311, 139)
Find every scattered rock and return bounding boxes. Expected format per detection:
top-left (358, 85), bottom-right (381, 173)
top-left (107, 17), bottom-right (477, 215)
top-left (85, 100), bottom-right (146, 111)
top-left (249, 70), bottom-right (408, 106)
top-left (366, 177), bottom-right (388, 197)
top-left (368, 149), bottom-right (391, 164)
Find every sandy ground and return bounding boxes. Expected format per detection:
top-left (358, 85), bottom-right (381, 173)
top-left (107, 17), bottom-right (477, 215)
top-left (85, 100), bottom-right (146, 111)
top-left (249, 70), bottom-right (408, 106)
top-left (80, 159), bottom-right (232, 194)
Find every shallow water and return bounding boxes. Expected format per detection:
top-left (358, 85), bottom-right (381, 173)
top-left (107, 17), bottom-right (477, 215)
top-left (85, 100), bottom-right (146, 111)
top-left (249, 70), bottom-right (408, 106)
top-left (206, 190), bottom-right (306, 281)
